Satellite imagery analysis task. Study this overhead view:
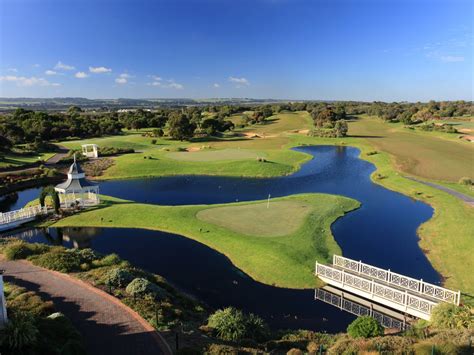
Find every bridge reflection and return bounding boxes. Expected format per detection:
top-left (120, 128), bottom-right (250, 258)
top-left (315, 286), bottom-right (414, 331)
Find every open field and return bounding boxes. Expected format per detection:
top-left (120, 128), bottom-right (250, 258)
top-left (197, 200), bottom-right (312, 237)
top-left (51, 194), bottom-right (359, 289)
top-left (348, 115), bottom-right (474, 182)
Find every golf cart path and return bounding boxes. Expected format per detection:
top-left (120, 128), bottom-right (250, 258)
top-left (1, 259), bottom-right (171, 355)
top-left (404, 176), bottom-right (474, 206)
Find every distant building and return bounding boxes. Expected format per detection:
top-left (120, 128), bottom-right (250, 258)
top-left (55, 155), bottom-right (100, 208)
top-left (82, 144), bottom-right (99, 158)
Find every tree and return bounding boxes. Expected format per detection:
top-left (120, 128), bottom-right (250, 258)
top-left (347, 316), bottom-right (384, 338)
top-left (168, 112), bottom-right (195, 141)
top-left (39, 186), bottom-right (60, 214)
top-left (334, 120), bottom-right (348, 137)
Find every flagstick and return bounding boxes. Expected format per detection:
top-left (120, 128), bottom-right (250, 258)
top-left (267, 194), bottom-right (271, 208)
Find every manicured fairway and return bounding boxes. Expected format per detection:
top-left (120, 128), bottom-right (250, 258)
top-left (166, 148), bottom-right (261, 162)
top-left (0, 151), bottom-right (55, 168)
top-left (348, 115), bottom-right (474, 182)
top-left (197, 200), bottom-right (312, 237)
top-left (51, 193), bottom-right (360, 289)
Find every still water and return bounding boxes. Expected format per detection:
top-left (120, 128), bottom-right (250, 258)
top-left (0, 146), bottom-right (438, 331)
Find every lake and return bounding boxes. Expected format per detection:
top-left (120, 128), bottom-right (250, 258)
top-left (0, 145), bottom-right (438, 331)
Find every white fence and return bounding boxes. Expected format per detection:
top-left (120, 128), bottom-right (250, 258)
top-left (0, 205), bottom-right (48, 226)
top-left (315, 288), bottom-right (407, 330)
top-left (333, 255), bottom-right (460, 305)
top-left (316, 262), bottom-right (437, 319)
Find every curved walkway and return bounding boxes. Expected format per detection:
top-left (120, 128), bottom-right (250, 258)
top-left (404, 176), bottom-right (474, 206)
top-left (1, 259), bottom-right (171, 355)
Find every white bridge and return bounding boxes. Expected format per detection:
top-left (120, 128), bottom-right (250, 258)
top-left (315, 255), bottom-right (461, 320)
top-left (0, 205), bottom-right (49, 232)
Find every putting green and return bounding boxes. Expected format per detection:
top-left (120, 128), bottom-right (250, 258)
top-left (196, 201), bottom-right (312, 237)
top-left (166, 148), bottom-right (261, 162)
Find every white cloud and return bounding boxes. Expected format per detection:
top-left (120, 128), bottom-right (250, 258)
top-left (229, 76), bottom-right (250, 86)
top-left (149, 75), bottom-right (162, 81)
top-left (168, 82), bottom-right (184, 90)
top-left (7, 68), bottom-right (18, 73)
top-left (440, 55), bottom-right (465, 62)
top-left (54, 61), bottom-right (75, 70)
top-left (0, 75), bottom-right (60, 87)
top-left (75, 71), bottom-right (88, 79)
top-left (148, 77), bottom-right (183, 89)
top-left (115, 73), bottom-right (132, 84)
top-left (213, 83), bottom-right (220, 88)
top-left (89, 66), bottom-right (112, 73)
top-left (45, 70), bottom-right (57, 75)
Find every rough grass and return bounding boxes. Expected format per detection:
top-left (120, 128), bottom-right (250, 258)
top-left (349, 115), bottom-right (474, 181)
top-left (51, 193), bottom-right (360, 289)
top-left (196, 201), bottom-right (312, 237)
top-left (166, 148), bottom-right (261, 162)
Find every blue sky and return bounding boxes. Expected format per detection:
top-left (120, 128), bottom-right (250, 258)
top-left (0, 0), bottom-right (472, 101)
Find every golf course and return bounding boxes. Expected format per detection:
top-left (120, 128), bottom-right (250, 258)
top-left (45, 111), bottom-right (474, 301)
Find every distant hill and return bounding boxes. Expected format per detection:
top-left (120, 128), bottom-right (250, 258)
top-left (0, 97), bottom-right (296, 112)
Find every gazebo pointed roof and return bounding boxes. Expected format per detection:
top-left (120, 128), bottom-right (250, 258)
top-left (55, 154), bottom-right (98, 191)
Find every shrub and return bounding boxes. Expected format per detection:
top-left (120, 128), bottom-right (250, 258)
top-left (92, 253), bottom-right (121, 267)
top-left (105, 268), bottom-right (134, 288)
top-left (31, 250), bottom-right (82, 272)
top-left (125, 278), bottom-right (165, 299)
top-left (366, 151), bottom-right (378, 156)
top-left (7, 290), bottom-right (54, 317)
top-left (207, 307), bottom-right (247, 341)
top-left (75, 248), bottom-right (100, 263)
top-left (347, 316), bottom-right (384, 338)
top-left (245, 313), bottom-right (269, 342)
top-left (207, 307), bottom-right (269, 342)
top-left (0, 312), bottom-right (39, 350)
top-left (3, 241), bottom-right (47, 260)
top-left (151, 139), bottom-right (157, 145)
top-left (458, 177), bottom-right (472, 186)
top-left (430, 303), bottom-right (473, 330)
top-left (36, 312), bottom-right (86, 355)
top-left (287, 349), bottom-right (304, 355)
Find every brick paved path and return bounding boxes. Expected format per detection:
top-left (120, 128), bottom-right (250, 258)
top-left (1, 259), bottom-right (171, 355)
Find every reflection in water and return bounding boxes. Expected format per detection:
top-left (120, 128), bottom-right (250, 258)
top-left (315, 286), bottom-right (413, 331)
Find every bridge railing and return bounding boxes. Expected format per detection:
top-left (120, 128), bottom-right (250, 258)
top-left (315, 262), bottom-right (437, 317)
top-left (333, 255), bottom-right (460, 305)
top-left (315, 288), bottom-right (407, 330)
top-left (0, 205), bottom-right (48, 225)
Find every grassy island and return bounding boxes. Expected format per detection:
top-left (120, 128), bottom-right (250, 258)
top-left (50, 193), bottom-right (360, 289)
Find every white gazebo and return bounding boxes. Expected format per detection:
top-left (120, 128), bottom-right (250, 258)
top-left (55, 155), bottom-right (100, 208)
top-left (82, 144), bottom-right (99, 158)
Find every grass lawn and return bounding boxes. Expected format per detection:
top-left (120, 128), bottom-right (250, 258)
top-left (0, 151), bottom-right (55, 168)
top-left (348, 115), bottom-right (474, 182)
top-left (196, 200), bottom-right (312, 237)
top-left (51, 193), bottom-right (360, 289)
top-left (166, 148), bottom-right (262, 162)
top-left (58, 111), bottom-right (314, 179)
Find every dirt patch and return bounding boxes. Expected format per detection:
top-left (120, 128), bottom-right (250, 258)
top-left (458, 128), bottom-right (473, 133)
top-left (186, 147), bottom-right (201, 152)
top-left (460, 135), bottom-right (474, 142)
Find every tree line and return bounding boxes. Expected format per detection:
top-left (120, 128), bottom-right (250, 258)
top-left (0, 100), bottom-right (471, 151)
